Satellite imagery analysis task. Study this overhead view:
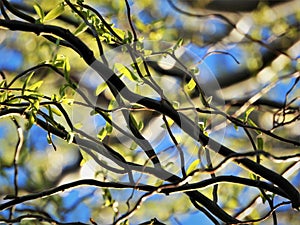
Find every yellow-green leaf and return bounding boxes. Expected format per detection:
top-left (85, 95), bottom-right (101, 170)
top-left (33, 3), bottom-right (45, 21)
top-left (244, 107), bottom-right (255, 121)
top-left (74, 22), bottom-right (89, 36)
top-left (95, 83), bottom-right (108, 96)
top-left (257, 137), bottom-right (264, 150)
top-left (113, 27), bottom-right (126, 39)
top-left (50, 106), bottom-right (62, 116)
top-left (28, 80), bottom-right (43, 91)
top-left (186, 159), bottom-right (200, 175)
top-left (248, 119), bottom-right (262, 134)
top-left (184, 79), bottom-right (196, 92)
top-left (114, 63), bottom-right (138, 81)
top-left (44, 3), bottom-right (64, 22)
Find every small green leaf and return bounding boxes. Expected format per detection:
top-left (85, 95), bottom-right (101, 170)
top-left (161, 117), bottom-right (174, 129)
top-left (137, 121), bottom-right (144, 131)
top-left (61, 98), bottom-right (74, 105)
top-left (50, 106), bottom-right (62, 116)
top-left (250, 173), bottom-right (258, 180)
top-left (26, 111), bottom-right (36, 130)
top-left (108, 99), bottom-right (117, 111)
top-left (173, 38), bottom-right (184, 51)
top-left (28, 80), bottom-right (43, 91)
top-left (22, 71), bottom-right (35, 95)
top-left (130, 141), bottom-right (138, 150)
top-left (257, 137), bottom-right (264, 150)
top-left (143, 49), bottom-right (152, 57)
top-left (90, 109), bottom-right (97, 116)
top-left (33, 3), bottom-right (45, 21)
top-left (97, 127), bottom-right (107, 141)
top-left (105, 123), bottom-right (113, 134)
top-left (33, 100), bottom-right (40, 110)
top-left (248, 119), bottom-right (262, 134)
top-left (67, 132), bottom-right (75, 144)
top-left (206, 96), bottom-right (213, 105)
top-left (74, 22), bottom-right (89, 36)
top-left (63, 57), bottom-right (71, 82)
top-left (184, 79), bottom-right (196, 92)
top-left (44, 3), bottom-right (65, 22)
top-left (114, 63), bottom-right (138, 81)
top-left (74, 123), bottom-right (83, 129)
top-left (95, 83), bottom-right (108, 96)
top-left (113, 27), bottom-right (126, 39)
top-left (244, 107), bottom-right (255, 122)
top-left (172, 101), bottom-right (180, 109)
top-left (186, 159), bottom-right (200, 175)
top-left (129, 114), bottom-right (139, 130)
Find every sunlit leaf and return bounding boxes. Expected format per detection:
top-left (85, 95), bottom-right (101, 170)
top-left (28, 80), bottom-right (43, 91)
top-left (114, 63), bottom-right (138, 81)
top-left (244, 107), bottom-right (255, 122)
top-left (97, 127), bottom-right (107, 141)
top-left (106, 123), bottom-right (113, 134)
top-left (67, 131), bottom-right (75, 144)
top-left (50, 106), bottom-right (62, 117)
top-left (22, 71), bottom-right (35, 95)
top-left (248, 119), bottom-right (262, 134)
top-left (44, 3), bottom-right (65, 22)
top-left (186, 159), bottom-right (200, 175)
top-left (184, 78), bottom-right (196, 92)
top-left (74, 22), bottom-right (89, 36)
top-left (173, 38), bottom-right (184, 51)
top-left (130, 141), bottom-right (138, 150)
top-left (95, 83), bottom-right (108, 96)
top-left (257, 137), bottom-right (264, 150)
top-left (113, 27), bottom-right (126, 39)
top-left (33, 3), bottom-right (45, 22)
top-left (74, 123), bottom-right (83, 129)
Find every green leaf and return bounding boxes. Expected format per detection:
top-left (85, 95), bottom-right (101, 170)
top-left (206, 96), bottom-right (213, 105)
top-left (26, 111), bottom-right (36, 130)
top-left (28, 80), bottom-right (43, 91)
top-left (105, 123), bottom-right (113, 134)
top-left (257, 137), bottom-right (264, 150)
top-left (250, 173), bottom-right (258, 180)
top-left (161, 117), bottom-right (174, 129)
top-left (44, 3), bottom-right (65, 22)
top-left (130, 141), bottom-right (138, 150)
top-left (67, 132), bottom-right (75, 144)
top-left (113, 27), bottom-right (126, 39)
top-left (50, 106), bottom-right (62, 117)
top-left (129, 114), bottom-right (140, 131)
top-left (248, 119), bottom-right (262, 134)
top-left (244, 107), bottom-right (255, 122)
top-left (63, 57), bottom-right (71, 82)
top-left (74, 22), bottom-right (89, 36)
top-left (61, 98), bottom-right (74, 105)
top-left (95, 83), bottom-right (108, 96)
top-left (73, 123), bottom-right (83, 129)
top-left (173, 38), bottom-right (184, 51)
top-left (184, 78), bottom-right (196, 92)
top-left (186, 159), bottom-right (200, 175)
top-left (114, 63), bottom-right (138, 81)
top-left (143, 49), bottom-right (152, 57)
top-left (33, 3), bottom-right (45, 22)
top-left (97, 128), bottom-right (107, 141)
top-left (22, 71), bottom-right (35, 95)
top-left (172, 101), bottom-right (180, 109)
top-left (137, 121), bottom-right (144, 131)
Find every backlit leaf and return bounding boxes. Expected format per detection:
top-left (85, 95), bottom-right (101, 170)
top-left (44, 3), bottom-right (65, 22)
top-left (186, 159), bottom-right (200, 175)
